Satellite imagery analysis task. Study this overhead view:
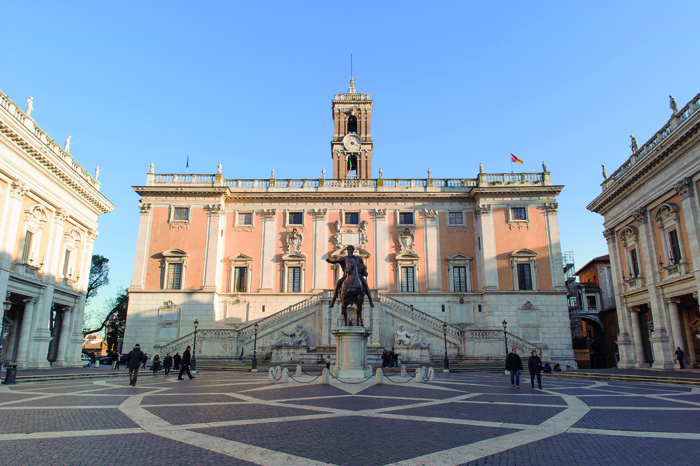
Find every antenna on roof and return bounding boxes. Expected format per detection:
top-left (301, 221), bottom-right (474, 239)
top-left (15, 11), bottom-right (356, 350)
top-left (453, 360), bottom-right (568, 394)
top-left (349, 54), bottom-right (356, 93)
top-left (351, 54), bottom-right (353, 77)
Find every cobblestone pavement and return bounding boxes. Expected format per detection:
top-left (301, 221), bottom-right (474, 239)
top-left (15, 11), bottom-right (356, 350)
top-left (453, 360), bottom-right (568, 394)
top-left (1, 371), bottom-right (699, 465)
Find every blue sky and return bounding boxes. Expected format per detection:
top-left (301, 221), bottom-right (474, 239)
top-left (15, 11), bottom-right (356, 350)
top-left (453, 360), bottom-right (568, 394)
top-left (3, 2), bottom-right (699, 319)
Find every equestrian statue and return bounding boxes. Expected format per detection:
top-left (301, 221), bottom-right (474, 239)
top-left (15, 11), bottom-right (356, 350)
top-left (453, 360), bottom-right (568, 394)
top-left (326, 245), bottom-right (374, 327)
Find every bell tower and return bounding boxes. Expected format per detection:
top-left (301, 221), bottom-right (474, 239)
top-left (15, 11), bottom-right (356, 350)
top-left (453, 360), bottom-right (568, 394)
top-left (331, 77), bottom-right (374, 179)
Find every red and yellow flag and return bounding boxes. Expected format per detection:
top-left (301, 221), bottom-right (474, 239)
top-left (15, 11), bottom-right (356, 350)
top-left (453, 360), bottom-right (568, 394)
top-left (510, 153), bottom-right (524, 164)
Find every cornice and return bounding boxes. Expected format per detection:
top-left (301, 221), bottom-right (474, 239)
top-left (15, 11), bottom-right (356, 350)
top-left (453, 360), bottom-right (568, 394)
top-left (470, 185), bottom-right (564, 197)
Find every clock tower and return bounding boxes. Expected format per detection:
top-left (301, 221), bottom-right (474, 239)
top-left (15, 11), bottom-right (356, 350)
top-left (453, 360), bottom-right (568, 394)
top-left (331, 77), bottom-right (374, 179)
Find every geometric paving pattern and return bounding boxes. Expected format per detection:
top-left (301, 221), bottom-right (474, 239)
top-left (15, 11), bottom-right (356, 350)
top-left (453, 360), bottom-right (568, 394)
top-left (1, 371), bottom-right (699, 465)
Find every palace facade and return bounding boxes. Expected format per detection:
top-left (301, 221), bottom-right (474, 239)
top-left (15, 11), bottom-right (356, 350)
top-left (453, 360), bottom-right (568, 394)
top-left (124, 79), bottom-right (576, 367)
top-left (588, 93), bottom-right (700, 369)
top-left (0, 90), bottom-right (114, 369)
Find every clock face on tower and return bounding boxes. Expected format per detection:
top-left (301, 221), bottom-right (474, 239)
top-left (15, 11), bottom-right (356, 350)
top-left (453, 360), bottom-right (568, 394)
top-left (342, 134), bottom-right (362, 152)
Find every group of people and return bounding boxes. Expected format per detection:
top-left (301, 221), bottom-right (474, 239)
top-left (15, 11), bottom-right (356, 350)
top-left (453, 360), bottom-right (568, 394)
top-left (381, 350), bottom-right (400, 368)
top-left (125, 344), bottom-right (196, 386)
top-left (505, 348), bottom-right (557, 389)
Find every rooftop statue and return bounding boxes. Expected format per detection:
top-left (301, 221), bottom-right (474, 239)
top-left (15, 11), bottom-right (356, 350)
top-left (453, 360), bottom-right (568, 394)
top-left (94, 166), bottom-right (99, 180)
top-left (149, 162), bottom-right (155, 174)
top-left (378, 168), bottom-right (383, 179)
top-left (670, 95), bottom-right (678, 113)
top-left (25, 96), bottom-right (33, 117)
top-left (479, 163), bottom-right (484, 174)
top-left (427, 168), bottom-right (431, 178)
top-left (217, 163), bottom-right (222, 175)
top-left (542, 161), bottom-right (547, 172)
top-left (602, 165), bottom-right (608, 179)
top-left (321, 168), bottom-right (325, 179)
top-left (630, 135), bottom-right (638, 153)
top-left (64, 136), bottom-right (72, 153)
top-left (271, 168), bottom-right (275, 178)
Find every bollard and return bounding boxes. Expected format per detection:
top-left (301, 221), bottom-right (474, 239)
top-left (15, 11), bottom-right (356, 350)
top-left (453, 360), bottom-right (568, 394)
top-left (3, 365), bottom-right (18, 385)
top-left (268, 367), bottom-right (275, 381)
top-left (375, 368), bottom-right (383, 384)
top-left (275, 366), bottom-right (282, 379)
top-left (95, 359), bottom-right (100, 368)
top-left (415, 368), bottom-right (422, 383)
top-left (428, 367), bottom-right (435, 381)
top-left (400, 366), bottom-right (407, 377)
top-left (322, 367), bottom-right (330, 384)
top-left (296, 364), bottom-right (302, 377)
top-left (281, 367), bottom-right (289, 383)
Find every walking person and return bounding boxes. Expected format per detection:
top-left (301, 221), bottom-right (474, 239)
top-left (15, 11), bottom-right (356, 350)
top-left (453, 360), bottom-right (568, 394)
top-left (163, 353), bottom-right (173, 377)
top-left (151, 354), bottom-right (162, 377)
top-left (141, 352), bottom-right (148, 369)
top-left (528, 349), bottom-right (543, 389)
top-left (110, 350), bottom-right (118, 369)
top-left (325, 354), bottom-right (331, 370)
top-left (126, 344), bottom-right (147, 386)
top-left (178, 346), bottom-right (195, 380)
top-left (505, 348), bottom-right (523, 388)
top-left (676, 347), bottom-right (685, 369)
top-left (173, 352), bottom-right (181, 371)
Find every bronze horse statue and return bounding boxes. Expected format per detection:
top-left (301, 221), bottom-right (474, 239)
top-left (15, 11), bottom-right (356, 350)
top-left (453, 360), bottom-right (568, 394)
top-left (339, 255), bottom-right (365, 326)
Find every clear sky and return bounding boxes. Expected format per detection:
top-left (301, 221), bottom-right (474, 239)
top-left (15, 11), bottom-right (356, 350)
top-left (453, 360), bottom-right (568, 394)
top-left (3, 2), bottom-right (700, 319)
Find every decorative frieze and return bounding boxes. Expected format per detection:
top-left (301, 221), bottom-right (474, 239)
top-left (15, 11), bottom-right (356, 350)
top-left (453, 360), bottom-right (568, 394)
top-left (673, 177), bottom-right (695, 200)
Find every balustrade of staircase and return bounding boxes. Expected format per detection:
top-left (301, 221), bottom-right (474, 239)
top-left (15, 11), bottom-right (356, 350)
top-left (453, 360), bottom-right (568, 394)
top-left (237, 293), bottom-right (323, 340)
top-left (506, 332), bottom-right (542, 354)
top-left (377, 292), bottom-right (462, 340)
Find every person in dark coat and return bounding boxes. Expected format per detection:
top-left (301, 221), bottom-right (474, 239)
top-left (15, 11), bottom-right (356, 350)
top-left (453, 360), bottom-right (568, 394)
top-left (381, 350), bottom-right (388, 368)
top-left (151, 354), bottom-right (162, 377)
top-left (173, 352), bottom-right (181, 370)
top-left (141, 352), bottom-right (148, 369)
top-left (676, 347), bottom-right (685, 369)
top-left (505, 348), bottom-right (523, 388)
top-left (178, 346), bottom-right (195, 380)
top-left (543, 362), bottom-right (552, 373)
top-left (110, 350), bottom-right (119, 369)
top-left (163, 353), bottom-right (173, 376)
top-left (325, 355), bottom-right (331, 370)
top-left (528, 349), bottom-right (543, 389)
top-left (126, 344), bottom-right (147, 386)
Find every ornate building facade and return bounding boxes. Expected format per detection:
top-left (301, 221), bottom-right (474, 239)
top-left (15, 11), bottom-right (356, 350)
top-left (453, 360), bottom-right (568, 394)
top-left (0, 90), bottom-right (114, 369)
top-left (124, 79), bottom-right (575, 367)
top-left (588, 93), bottom-right (700, 369)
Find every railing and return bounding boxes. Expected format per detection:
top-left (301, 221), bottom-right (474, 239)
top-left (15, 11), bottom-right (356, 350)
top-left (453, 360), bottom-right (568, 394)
top-left (237, 293), bottom-right (324, 340)
top-left (377, 292), bottom-right (462, 340)
top-left (506, 332), bottom-right (541, 354)
top-left (0, 90), bottom-right (102, 191)
top-left (156, 332), bottom-right (195, 353)
top-left (602, 92), bottom-right (700, 191)
top-left (465, 329), bottom-right (503, 340)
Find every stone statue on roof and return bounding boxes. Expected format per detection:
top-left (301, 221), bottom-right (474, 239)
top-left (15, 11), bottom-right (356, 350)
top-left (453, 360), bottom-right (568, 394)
top-left (26, 97), bottom-right (33, 117)
top-left (479, 163), bottom-right (484, 174)
top-left (217, 163), bottom-right (222, 175)
top-left (94, 166), bottom-right (99, 180)
top-left (602, 165), bottom-right (608, 179)
top-left (149, 162), bottom-right (155, 174)
top-left (630, 135), bottom-right (638, 153)
top-left (321, 168), bottom-right (325, 179)
top-left (378, 168), bottom-right (383, 179)
top-left (669, 95), bottom-right (678, 113)
top-left (542, 161), bottom-right (547, 172)
top-left (427, 168), bottom-right (432, 178)
top-left (64, 136), bottom-right (72, 153)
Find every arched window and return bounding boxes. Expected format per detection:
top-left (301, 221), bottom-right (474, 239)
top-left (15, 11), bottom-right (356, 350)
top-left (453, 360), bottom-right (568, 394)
top-left (347, 115), bottom-right (358, 134)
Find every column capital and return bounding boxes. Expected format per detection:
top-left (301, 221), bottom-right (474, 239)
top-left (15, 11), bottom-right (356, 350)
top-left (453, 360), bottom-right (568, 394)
top-left (673, 177), bottom-right (695, 200)
top-left (138, 201), bottom-right (152, 213)
top-left (313, 209), bottom-right (327, 219)
top-left (664, 297), bottom-right (681, 305)
top-left (23, 297), bottom-right (36, 305)
top-left (603, 228), bottom-right (615, 243)
top-left (633, 207), bottom-right (648, 225)
top-left (374, 209), bottom-right (386, 220)
top-left (10, 179), bottom-right (30, 199)
top-left (544, 202), bottom-right (559, 213)
top-left (476, 204), bottom-right (492, 218)
top-left (263, 209), bottom-right (276, 219)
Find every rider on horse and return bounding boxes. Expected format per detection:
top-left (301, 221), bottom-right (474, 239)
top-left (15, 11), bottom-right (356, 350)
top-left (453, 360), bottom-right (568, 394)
top-left (325, 245), bottom-right (375, 309)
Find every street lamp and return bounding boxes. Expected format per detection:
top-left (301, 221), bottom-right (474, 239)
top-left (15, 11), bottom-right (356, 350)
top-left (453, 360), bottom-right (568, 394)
top-left (250, 322), bottom-right (258, 372)
top-left (1, 296), bottom-right (12, 376)
top-left (502, 319), bottom-right (508, 356)
top-left (251, 322), bottom-right (259, 372)
top-left (192, 319), bottom-right (199, 371)
top-left (442, 322), bottom-right (449, 372)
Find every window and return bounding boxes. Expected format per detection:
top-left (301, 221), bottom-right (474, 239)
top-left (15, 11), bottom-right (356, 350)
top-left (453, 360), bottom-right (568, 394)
top-left (448, 212), bottom-right (464, 225)
top-left (288, 267), bottom-right (301, 292)
top-left (517, 263), bottom-right (533, 290)
top-left (401, 267), bottom-right (415, 292)
top-left (173, 207), bottom-right (189, 221)
top-left (234, 267), bottom-right (247, 292)
top-left (62, 250), bottom-right (71, 277)
top-left (166, 263), bottom-right (182, 289)
top-left (586, 295), bottom-right (597, 310)
top-left (511, 207), bottom-right (527, 220)
top-left (288, 212), bottom-right (303, 225)
top-left (347, 115), bottom-right (358, 134)
top-left (629, 248), bottom-right (639, 277)
top-left (345, 212), bottom-right (359, 225)
top-left (21, 230), bottom-right (33, 263)
top-left (239, 213), bottom-right (252, 226)
top-left (399, 212), bottom-right (414, 225)
top-left (453, 266), bottom-right (468, 292)
top-left (568, 296), bottom-right (578, 308)
top-left (668, 230), bottom-right (681, 264)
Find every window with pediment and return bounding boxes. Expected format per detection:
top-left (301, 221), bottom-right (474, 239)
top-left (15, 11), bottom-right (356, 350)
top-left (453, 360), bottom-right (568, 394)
top-left (510, 249), bottom-right (538, 291)
top-left (653, 202), bottom-right (689, 276)
top-left (228, 253), bottom-right (253, 293)
top-left (506, 205), bottom-right (530, 230)
top-left (20, 205), bottom-right (48, 265)
top-left (395, 250), bottom-right (420, 292)
top-left (618, 225), bottom-right (645, 288)
top-left (161, 249), bottom-right (188, 290)
top-left (446, 253), bottom-right (473, 292)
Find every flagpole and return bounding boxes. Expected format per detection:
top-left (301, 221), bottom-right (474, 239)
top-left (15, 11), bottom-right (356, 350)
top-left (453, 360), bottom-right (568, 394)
top-left (511, 152), bottom-right (513, 173)
top-left (186, 150), bottom-right (189, 174)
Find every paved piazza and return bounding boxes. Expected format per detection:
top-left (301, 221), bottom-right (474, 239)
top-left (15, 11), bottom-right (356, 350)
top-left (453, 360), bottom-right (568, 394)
top-left (0, 371), bottom-right (699, 465)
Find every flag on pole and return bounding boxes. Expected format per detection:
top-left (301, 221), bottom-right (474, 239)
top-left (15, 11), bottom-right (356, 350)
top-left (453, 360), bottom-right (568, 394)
top-left (510, 153), bottom-right (524, 164)
top-left (186, 152), bottom-right (189, 170)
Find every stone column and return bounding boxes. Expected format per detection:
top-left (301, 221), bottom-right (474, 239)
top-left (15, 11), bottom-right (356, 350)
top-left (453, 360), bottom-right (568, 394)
top-left (674, 178), bottom-right (700, 286)
top-left (423, 210), bottom-right (440, 292)
top-left (0, 180), bottom-right (29, 300)
top-left (682, 307), bottom-right (697, 367)
top-left (54, 306), bottom-right (74, 365)
top-left (666, 298), bottom-right (685, 356)
top-left (605, 228), bottom-right (634, 367)
top-left (260, 209), bottom-right (277, 291)
top-left (629, 308), bottom-right (649, 368)
top-left (15, 297), bottom-right (37, 368)
top-left (374, 210), bottom-right (389, 291)
top-left (130, 202), bottom-right (153, 290)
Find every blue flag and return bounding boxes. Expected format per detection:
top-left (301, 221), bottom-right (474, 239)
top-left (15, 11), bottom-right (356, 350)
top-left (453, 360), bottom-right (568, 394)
top-left (186, 153), bottom-right (189, 170)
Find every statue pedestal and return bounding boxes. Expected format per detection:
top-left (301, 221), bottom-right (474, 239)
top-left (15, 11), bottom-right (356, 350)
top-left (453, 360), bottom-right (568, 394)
top-left (332, 326), bottom-right (372, 379)
top-left (271, 346), bottom-right (307, 364)
top-left (394, 346), bottom-right (431, 364)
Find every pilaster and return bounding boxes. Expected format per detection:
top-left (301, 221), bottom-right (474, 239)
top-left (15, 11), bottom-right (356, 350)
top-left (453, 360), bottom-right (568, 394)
top-left (544, 203), bottom-right (566, 291)
top-left (476, 204), bottom-right (498, 290)
top-left (675, 177), bottom-right (700, 287)
top-left (15, 297), bottom-right (37, 368)
top-left (606, 228), bottom-right (635, 368)
top-left (312, 209), bottom-right (328, 292)
top-left (130, 201), bottom-right (153, 290)
top-left (260, 209), bottom-right (277, 291)
top-left (203, 203), bottom-right (225, 291)
top-left (374, 209), bottom-right (389, 291)
top-left (423, 209), bottom-right (440, 291)
top-left (0, 180), bottom-right (29, 300)
top-left (629, 308), bottom-right (650, 368)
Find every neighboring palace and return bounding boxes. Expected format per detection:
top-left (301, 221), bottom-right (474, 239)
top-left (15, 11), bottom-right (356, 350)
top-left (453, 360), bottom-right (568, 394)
top-left (588, 93), bottom-right (700, 369)
top-left (0, 90), bottom-right (114, 369)
top-left (123, 78), bottom-right (576, 367)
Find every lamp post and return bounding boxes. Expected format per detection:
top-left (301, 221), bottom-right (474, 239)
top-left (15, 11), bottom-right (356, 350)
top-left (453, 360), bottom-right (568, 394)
top-left (1, 296), bottom-right (12, 376)
top-left (251, 322), bottom-right (259, 372)
top-left (442, 322), bottom-right (450, 372)
top-left (502, 319), bottom-right (508, 356)
top-left (192, 319), bottom-right (199, 371)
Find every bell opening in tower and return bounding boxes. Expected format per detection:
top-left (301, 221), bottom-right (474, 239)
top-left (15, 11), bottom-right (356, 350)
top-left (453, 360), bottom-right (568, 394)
top-left (347, 115), bottom-right (358, 134)
top-left (347, 155), bottom-right (358, 179)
